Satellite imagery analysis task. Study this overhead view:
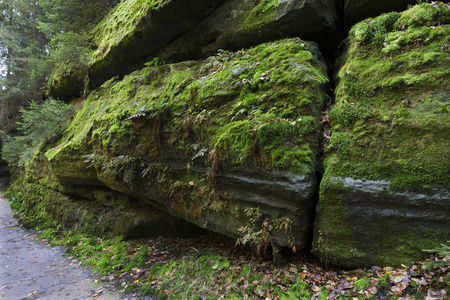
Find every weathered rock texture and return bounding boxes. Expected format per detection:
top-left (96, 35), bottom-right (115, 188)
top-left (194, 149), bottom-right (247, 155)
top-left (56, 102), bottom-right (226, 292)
top-left (314, 3), bottom-right (450, 268)
top-left (13, 153), bottom-right (202, 239)
top-left (27, 39), bottom-right (329, 252)
top-left (14, 1), bottom-right (450, 268)
top-left (49, 0), bottom-right (227, 98)
top-left (49, 0), bottom-right (339, 99)
top-left (157, 0), bottom-right (340, 62)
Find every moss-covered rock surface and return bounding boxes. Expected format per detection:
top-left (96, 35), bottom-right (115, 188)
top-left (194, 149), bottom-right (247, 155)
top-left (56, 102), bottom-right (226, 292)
top-left (20, 38), bottom-right (329, 253)
top-left (48, 0), bottom-right (339, 99)
top-left (48, 0), bottom-right (226, 98)
top-left (11, 152), bottom-right (200, 239)
top-left (8, 0), bottom-right (450, 269)
top-left (314, 3), bottom-right (450, 268)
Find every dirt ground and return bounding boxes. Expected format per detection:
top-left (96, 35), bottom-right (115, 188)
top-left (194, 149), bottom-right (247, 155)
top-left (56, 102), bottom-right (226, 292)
top-left (0, 192), bottom-right (139, 300)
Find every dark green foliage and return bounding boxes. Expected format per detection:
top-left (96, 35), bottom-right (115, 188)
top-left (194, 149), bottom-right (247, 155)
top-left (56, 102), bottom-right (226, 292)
top-left (0, 0), bottom-right (48, 131)
top-left (2, 99), bottom-right (74, 166)
top-left (0, 0), bottom-right (117, 132)
top-left (38, 0), bottom-right (118, 95)
top-left (422, 242), bottom-right (450, 269)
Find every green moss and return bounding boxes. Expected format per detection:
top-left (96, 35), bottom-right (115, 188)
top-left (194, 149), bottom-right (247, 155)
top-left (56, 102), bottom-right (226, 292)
top-left (350, 12), bottom-right (400, 45)
top-left (376, 274), bottom-right (389, 291)
top-left (19, 38), bottom-right (327, 251)
top-left (313, 175), bottom-right (358, 265)
top-left (243, 0), bottom-right (278, 30)
top-left (318, 5), bottom-right (450, 265)
top-left (354, 277), bottom-right (370, 291)
top-left (6, 157), bottom-right (59, 230)
top-left (48, 62), bottom-right (88, 97)
top-left (329, 103), bottom-right (373, 126)
top-left (327, 132), bottom-right (351, 156)
top-left (89, 0), bottom-right (168, 64)
top-left (331, 3), bottom-right (450, 193)
top-left (396, 2), bottom-right (450, 29)
top-left (60, 38), bottom-right (327, 172)
top-left (316, 177), bottom-right (446, 267)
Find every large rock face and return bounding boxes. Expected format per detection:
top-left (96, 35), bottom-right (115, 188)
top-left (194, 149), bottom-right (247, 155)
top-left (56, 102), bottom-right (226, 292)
top-left (157, 0), bottom-right (340, 62)
top-left (48, 0), bottom-right (227, 98)
top-left (15, 0), bottom-right (450, 268)
top-left (313, 3), bottom-right (450, 268)
top-left (88, 0), bottom-right (228, 89)
top-left (48, 0), bottom-right (339, 99)
top-left (12, 154), bottom-right (203, 239)
top-left (36, 39), bottom-right (329, 251)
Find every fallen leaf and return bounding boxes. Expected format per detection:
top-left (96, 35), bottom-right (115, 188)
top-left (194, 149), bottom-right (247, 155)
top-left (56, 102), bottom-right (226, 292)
top-left (312, 285), bottom-right (320, 292)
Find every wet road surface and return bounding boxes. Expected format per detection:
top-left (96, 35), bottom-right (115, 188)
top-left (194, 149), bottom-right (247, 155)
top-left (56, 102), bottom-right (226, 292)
top-left (0, 193), bottom-right (130, 300)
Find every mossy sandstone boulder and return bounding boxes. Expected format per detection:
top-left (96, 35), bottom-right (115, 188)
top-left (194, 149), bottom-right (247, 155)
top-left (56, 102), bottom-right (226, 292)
top-left (41, 39), bottom-right (329, 251)
top-left (314, 3), bottom-right (450, 268)
top-left (157, 0), bottom-right (340, 62)
top-left (12, 152), bottom-right (201, 239)
top-left (48, 0), bottom-right (338, 99)
top-left (48, 0), bottom-right (226, 98)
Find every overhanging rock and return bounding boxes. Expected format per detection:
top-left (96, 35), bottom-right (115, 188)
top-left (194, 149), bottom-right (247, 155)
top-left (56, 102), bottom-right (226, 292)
top-left (48, 0), bottom-right (227, 99)
top-left (48, 0), bottom-right (339, 100)
top-left (44, 38), bottom-right (329, 252)
top-left (157, 0), bottom-right (340, 62)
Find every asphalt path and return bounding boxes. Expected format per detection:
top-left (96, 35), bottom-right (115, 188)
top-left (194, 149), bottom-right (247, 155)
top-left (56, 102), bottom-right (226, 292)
top-left (0, 192), bottom-right (129, 300)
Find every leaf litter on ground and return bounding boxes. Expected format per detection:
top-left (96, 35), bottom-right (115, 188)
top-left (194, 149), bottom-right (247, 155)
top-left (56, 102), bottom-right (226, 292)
top-left (37, 229), bottom-right (449, 300)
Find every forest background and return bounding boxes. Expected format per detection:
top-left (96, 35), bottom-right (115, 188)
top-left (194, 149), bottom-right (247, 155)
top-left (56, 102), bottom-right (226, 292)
top-left (0, 0), bottom-right (118, 133)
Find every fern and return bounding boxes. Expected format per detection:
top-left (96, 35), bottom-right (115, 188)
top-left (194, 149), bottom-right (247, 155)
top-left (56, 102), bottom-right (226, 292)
top-left (422, 242), bottom-right (450, 269)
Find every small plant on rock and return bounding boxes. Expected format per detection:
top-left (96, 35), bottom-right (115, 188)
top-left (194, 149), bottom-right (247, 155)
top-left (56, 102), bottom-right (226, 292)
top-left (236, 207), bottom-right (295, 259)
top-left (423, 242), bottom-right (450, 269)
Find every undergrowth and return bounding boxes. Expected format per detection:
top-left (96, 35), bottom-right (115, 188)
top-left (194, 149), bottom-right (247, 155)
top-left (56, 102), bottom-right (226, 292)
top-left (1, 99), bottom-right (74, 167)
top-left (5, 192), bottom-right (448, 300)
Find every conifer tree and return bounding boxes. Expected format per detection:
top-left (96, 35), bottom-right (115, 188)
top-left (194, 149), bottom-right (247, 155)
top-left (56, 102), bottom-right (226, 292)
top-left (0, 0), bottom-right (116, 132)
top-left (0, 1), bottom-right (47, 131)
